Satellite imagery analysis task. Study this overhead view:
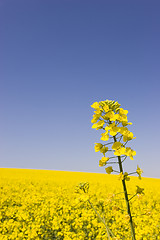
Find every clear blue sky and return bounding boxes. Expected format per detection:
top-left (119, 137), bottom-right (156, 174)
top-left (1, 0), bottom-right (160, 178)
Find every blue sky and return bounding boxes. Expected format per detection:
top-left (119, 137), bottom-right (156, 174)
top-left (1, 0), bottom-right (160, 178)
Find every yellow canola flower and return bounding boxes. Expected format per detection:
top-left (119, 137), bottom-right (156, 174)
top-left (106, 122), bottom-right (116, 132)
top-left (91, 102), bottom-right (100, 109)
top-left (125, 147), bottom-right (136, 160)
top-left (91, 113), bottom-right (101, 123)
top-left (122, 121), bottom-right (129, 126)
top-left (91, 117), bottom-right (99, 123)
top-left (109, 122), bottom-right (116, 128)
top-left (119, 127), bottom-right (136, 142)
top-left (101, 132), bottom-right (109, 141)
top-left (136, 186), bottom-right (144, 195)
top-left (119, 108), bottom-right (128, 115)
top-left (92, 120), bottom-right (105, 130)
top-left (119, 127), bottom-right (128, 135)
top-left (114, 114), bottom-right (121, 121)
top-left (125, 147), bottom-right (132, 155)
top-left (120, 115), bottom-right (128, 122)
top-left (112, 142), bottom-right (122, 150)
top-left (105, 125), bottom-right (110, 134)
top-left (94, 108), bottom-right (103, 114)
top-left (103, 105), bottom-right (109, 113)
top-left (102, 111), bottom-right (115, 121)
top-left (125, 122), bottom-right (132, 125)
top-left (100, 146), bottom-right (108, 155)
top-left (124, 172), bottom-right (130, 181)
top-left (114, 147), bottom-right (126, 156)
top-left (105, 122), bottom-right (121, 136)
top-left (94, 143), bottom-right (103, 152)
top-left (119, 121), bottom-right (133, 126)
top-left (109, 113), bottom-right (118, 121)
top-left (129, 150), bottom-right (136, 160)
top-left (110, 126), bottom-right (120, 136)
top-left (118, 172), bottom-right (124, 180)
top-left (103, 99), bottom-right (121, 111)
top-left (116, 114), bottom-right (128, 123)
top-left (136, 165), bottom-right (143, 180)
top-left (105, 166), bottom-right (113, 174)
top-left (99, 157), bottom-right (109, 167)
top-left (123, 131), bottom-right (136, 142)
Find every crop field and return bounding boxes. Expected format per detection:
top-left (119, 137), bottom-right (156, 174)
top-left (0, 168), bottom-right (160, 239)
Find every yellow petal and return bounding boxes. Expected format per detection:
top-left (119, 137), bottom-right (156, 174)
top-left (91, 102), bottom-right (100, 109)
top-left (101, 133), bottom-right (109, 141)
top-left (119, 108), bottom-right (128, 115)
top-left (103, 105), bottom-right (109, 113)
top-left (112, 142), bottom-right (122, 150)
top-left (94, 143), bottom-right (103, 152)
top-left (105, 166), bottom-right (113, 174)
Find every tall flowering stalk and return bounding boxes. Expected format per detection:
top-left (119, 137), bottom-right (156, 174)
top-left (91, 100), bottom-right (143, 240)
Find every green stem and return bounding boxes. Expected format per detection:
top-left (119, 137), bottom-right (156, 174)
top-left (128, 194), bottom-right (137, 201)
top-left (113, 136), bottom-right (136, 240)
top-left (88, 199), bottom-right (114, 239)
top-left (128, 172), bottom-right (137, 176)
top-left (113, 170), bottom-right (120, 173)
top-left (105, 161), bottom-right (118, 164)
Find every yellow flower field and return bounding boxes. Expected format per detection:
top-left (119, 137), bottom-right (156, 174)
top-left (0, 168), bottom-right (160, 239)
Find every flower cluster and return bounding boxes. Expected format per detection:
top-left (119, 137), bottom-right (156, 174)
top-left (91, 100), bottom-right (142, 180)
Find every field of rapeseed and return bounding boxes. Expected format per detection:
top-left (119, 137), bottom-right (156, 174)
top-left (0, 168), bottom-right (160, 239)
